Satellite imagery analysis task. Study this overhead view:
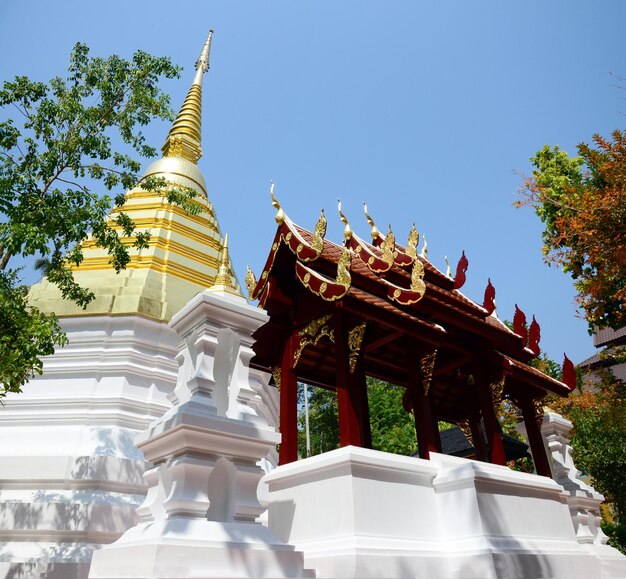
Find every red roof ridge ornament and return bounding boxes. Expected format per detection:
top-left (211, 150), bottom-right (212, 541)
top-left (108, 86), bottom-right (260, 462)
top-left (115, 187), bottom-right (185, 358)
top-left (562, 353), bottom-right (577, 391)
top-left (348, 232), bottom-right (393, 273)
top-left (453, 251), bottom-right (469, 290)
top-left (378, 257), bottom-right (426, 305)
top-left (528, 316), bottom-right (541, 357)
top-left (513, 304), bottom-right (528, 344)
top-left (483, 278), bottom-right (496, 315)
top-left (295, 246), bottom-right (352, 302)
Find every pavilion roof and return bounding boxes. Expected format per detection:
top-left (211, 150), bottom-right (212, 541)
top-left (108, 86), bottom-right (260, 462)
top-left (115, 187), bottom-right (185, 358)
top-left (247, 192), bottom-right (573, 413)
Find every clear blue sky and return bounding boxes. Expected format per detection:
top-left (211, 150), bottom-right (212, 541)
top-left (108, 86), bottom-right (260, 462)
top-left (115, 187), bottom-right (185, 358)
top-left (1, 1), bottom-right (625, 364)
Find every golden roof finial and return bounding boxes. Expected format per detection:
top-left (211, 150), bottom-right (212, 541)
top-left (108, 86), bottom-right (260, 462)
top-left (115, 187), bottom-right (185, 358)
top-left (270, 180), bottom-right (285, 224)
top-left (208, 233), bottom-right (242, 296)
top-left (161, 30), bottom-right (214, 164)
top-left (338, 199), bottom-right (352, 240)
top-left (420, 234), bottom-right (429, 259)
top-left (363, 202), bottom-right (379, 241)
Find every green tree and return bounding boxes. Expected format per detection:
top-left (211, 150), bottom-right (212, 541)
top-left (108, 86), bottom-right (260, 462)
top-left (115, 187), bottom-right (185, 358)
top-left (367, 379), bottom-right (416, 454)
top-left (517, 133), bottom-right (626, 331)
top-left (297, 378), bottom-right (417, 458)
top-left (0, 42), bottom-right (198, 397)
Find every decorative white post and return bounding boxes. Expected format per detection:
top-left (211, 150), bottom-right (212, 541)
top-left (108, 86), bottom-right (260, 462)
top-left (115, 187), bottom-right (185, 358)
top-left (542, 411), bottom-right (626, 575)
top-left (542, 412), bottom-right (608, 544)
top-left (89, 290), bottom-right (311, 578)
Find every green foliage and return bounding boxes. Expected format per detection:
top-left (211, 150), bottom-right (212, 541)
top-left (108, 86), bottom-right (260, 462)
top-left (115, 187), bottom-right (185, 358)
top-left (297, 378), bottom-right (417, 458)
top-left (0, 42), bottom-right (196, 395)
top-left (569, 395), bottom-right (626, 528)
top-left (601, 522), bottom-right (626, 555)
top-left (298, 385), bottom-right (339, 456)
top-left (0, 270), bottom-right (67, 395)
top-left (367, 379), bottom-right (416, 455)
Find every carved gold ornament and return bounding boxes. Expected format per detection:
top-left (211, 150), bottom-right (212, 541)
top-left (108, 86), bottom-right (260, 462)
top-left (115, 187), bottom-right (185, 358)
top-left (336, 247), bottom-right (352, 288)
top-left (381, 225), bottom-right (396, 266)
top-left (533, 398), bottom-right (545, 429)
top-left (420, 349), bottom-right (437, 396)
top-left (457, 419), bottom-right (473, 444)
top-left (347, 322), bottom-right (366, 373)
top-left (272, 367), bottom-right (281, 391)
top-left (245, 266), bottom-right (257, 300)
top-left (489, 377), bottom-right (505, 407)
top-left (293, 314), bottom-right (335, 368)
top-left (406, 224), bottom-right (419, 260)
top-left (410, 258), bottom-right (426, 295)
top-left (310, 209), bottom-right (327, 254)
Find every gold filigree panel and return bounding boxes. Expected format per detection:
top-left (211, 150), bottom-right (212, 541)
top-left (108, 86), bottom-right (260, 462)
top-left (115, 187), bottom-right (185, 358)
top-left (293, 314), bottom-right (335, 368)
top-left (348, 322), bottom-right (367, 373)
top-left (420, 350), bottom-right (437, 396)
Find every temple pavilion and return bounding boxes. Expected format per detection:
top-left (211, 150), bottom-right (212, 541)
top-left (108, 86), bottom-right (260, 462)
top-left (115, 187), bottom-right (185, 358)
top-left (246, 191), bottom-right (576, 476)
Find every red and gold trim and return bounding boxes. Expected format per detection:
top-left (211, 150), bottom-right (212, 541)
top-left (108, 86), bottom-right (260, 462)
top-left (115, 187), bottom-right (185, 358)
top-left (281, 218), bottom-right (322, 262)
top-left (295, 247), bottom-right (351, 302)
top-left (295, 261), bottom-right (350, 301)
top-left (348, 233), bottom-right (392, 273)
top-left (248, 229), bottom-right (282, 300)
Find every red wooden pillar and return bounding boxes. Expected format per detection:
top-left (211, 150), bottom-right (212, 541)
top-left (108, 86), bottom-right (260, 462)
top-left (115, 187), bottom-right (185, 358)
top-left (354, 355), bottom-right (372, 449)
top-left (468, 417), bottom-right (488, 462)
top-left (278, 334), bottom-right (299, 465)
top-left (335, 313), bottom-right (366, 447)
top-left (518, 393), bottom-right (552, 477)
top-left (406, 343), bottom-right (439, 459)
top-left (473, 365), bottom-right (507, 466)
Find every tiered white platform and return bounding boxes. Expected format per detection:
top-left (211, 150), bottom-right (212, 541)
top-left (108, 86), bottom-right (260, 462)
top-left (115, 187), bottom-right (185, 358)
top-left (0, 315), bottom-right (179, 578)
top-left (266, 445), bottom-right (626, 579)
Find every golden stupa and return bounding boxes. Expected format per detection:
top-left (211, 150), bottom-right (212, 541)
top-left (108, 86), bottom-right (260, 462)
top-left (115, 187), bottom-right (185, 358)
top-left (29, 31), bottom-right (241, 321)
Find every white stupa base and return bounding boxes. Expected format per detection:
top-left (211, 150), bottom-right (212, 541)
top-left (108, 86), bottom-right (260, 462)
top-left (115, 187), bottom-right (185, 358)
top-left (266, 446), bottom-right (626, 579)
top-left (89, 519), bottom-right (313, 578)
top-left (0, 542), bottom-right (94, 579)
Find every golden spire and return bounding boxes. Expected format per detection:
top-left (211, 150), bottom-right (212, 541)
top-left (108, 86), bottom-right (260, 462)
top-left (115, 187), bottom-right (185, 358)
top-left (208, 233), bottom-right (242, 296)
top-left (161, 30), bottom-right (214, 164)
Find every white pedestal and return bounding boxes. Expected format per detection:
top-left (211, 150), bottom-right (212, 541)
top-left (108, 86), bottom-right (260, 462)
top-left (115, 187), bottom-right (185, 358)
top-left (266, 446), bottom-right (625, 578)
top-left (89, 291), bottom-right (312, 578)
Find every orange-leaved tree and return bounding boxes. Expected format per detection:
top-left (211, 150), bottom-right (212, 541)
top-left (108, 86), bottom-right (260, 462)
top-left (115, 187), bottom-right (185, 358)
top-left (517, 130), bottom-right (626, 332)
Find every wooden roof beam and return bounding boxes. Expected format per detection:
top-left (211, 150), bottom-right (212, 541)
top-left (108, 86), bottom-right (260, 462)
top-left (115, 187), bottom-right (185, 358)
top-left (363, 330), bottom-right (403, 354)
